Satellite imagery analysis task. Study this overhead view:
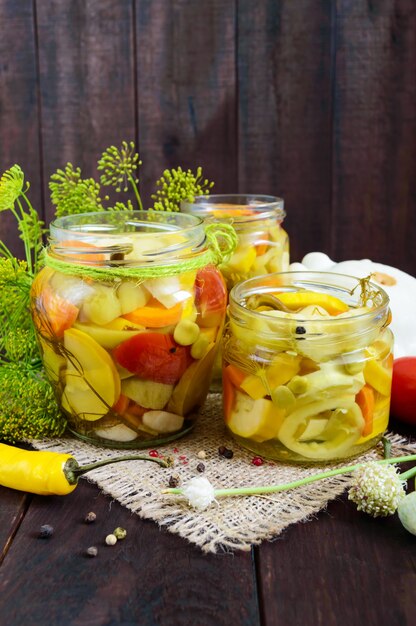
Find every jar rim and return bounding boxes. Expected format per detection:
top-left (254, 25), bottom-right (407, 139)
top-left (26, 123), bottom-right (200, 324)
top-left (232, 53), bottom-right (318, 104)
top-left (229, 270), bottom-right (390, 330)
top-left (48, 210), bottom-right (208, 267)
top-left (50, 210), bottom-right (204, 239)
top-left (181, 194), bottom-right (285, 223)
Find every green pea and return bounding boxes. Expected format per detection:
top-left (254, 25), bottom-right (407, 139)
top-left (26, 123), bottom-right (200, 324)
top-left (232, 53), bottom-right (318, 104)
top-left (173, 320), bottom-right (200, 346)
top-left (287, 375), bottom-right (309, 395)
top-left (271, 385), bottom-right (296, 411)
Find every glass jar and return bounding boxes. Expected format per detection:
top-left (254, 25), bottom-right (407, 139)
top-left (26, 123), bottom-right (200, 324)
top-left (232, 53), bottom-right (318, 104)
top-left (30, 211), bottom-right (229, 448)
top-left (223, 272), bottom-right (393, 463)
top-left (181, 194), bottom-right (289, 291)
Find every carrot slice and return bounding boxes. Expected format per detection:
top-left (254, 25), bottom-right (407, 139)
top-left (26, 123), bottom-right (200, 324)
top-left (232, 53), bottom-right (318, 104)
top-left (126, 401), bottom-right (146, 417)
top-left (122, 298), bottom-right (183, 328)
top-left (112, 393), bottom-right (130, 415)
top-left (59, 240), bottom-right (105, 262)
top-left (224, 363), bottom-right (247, 390)
top-left (356, 384), bottom-right (375, 437)
top-left (210, 206), bottom-right (254, 218)
top-left (255, 233), bottom-right (270, 256)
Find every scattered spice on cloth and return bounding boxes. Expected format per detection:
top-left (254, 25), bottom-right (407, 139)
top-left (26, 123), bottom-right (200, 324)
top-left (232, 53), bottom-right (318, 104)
top-left (30, 394), bottom-right (416, 554)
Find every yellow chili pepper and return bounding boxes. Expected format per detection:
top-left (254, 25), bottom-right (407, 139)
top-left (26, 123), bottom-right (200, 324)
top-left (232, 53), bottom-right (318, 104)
top-left (0, 443), bottom-right (171, 496)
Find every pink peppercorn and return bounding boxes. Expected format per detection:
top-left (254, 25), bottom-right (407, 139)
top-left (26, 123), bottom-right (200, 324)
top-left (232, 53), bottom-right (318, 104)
top-left (149, 450), bottom-right (159, 458)
top-left (251, 457), bottom-right (264, 466)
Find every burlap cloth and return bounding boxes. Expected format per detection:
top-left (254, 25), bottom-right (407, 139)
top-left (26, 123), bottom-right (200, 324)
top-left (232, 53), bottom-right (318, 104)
top-left (31, 393), bottom-right (416, 554)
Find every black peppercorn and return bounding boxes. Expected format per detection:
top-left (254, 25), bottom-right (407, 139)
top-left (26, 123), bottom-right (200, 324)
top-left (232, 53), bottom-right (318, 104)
top-left (196, 462), bottom-right (205, 473)
top-left (168, 474), bottom-right (180, 488)
top-left (295, 326), bottom-right (306, 335)
top-left (218, 446), bottom-right (234, 459)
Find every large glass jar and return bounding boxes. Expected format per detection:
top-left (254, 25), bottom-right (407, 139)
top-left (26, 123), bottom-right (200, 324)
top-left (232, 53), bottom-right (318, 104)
top-left (181, 194), bottom-right (289, 290)
top-left (223, 272), bottom-right (393, 463)
top-left (30, 211), bottom-right (230, 448)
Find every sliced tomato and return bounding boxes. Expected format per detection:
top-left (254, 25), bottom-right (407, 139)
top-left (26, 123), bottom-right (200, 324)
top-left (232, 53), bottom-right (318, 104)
top-left (113, 332), bottom-right (193, 384)
top-left (194, 265), bottom-right (227, 328)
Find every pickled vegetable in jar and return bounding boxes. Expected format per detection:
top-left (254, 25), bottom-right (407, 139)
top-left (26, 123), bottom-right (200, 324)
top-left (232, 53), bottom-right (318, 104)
top-left (182, 194), bottom-right (288, 389)
top-left (181, 195), bottom-right (289, 290)
top-left (223, 272), bottom-right (393, 463)
top-left (30, 211), bottom-right (235, 448)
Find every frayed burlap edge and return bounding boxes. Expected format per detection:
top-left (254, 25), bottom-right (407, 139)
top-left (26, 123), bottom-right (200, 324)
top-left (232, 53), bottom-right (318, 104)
top-left (30, 394), bottom-right (416, 554)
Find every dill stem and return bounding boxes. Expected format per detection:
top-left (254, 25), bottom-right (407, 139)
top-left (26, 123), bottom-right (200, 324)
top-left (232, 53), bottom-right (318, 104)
top-left (128, 174), bottom-right (143, 211)
top-left (164, 455), bottom-right (416, 499)
top-left (12, 201), bottom-right (33, 275)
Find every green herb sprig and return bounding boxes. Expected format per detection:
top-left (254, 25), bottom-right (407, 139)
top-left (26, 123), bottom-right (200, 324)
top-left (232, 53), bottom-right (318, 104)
top-left (0, 165), bottom-right (66, 442)
top-left (0, 143), bottom-right (215, 442)
top-left (49, 141), bottom-right (213, 215)
top-left (98, 140), bottom-right (143, 210)
top-left (151, 166), bottom-right (214, 212)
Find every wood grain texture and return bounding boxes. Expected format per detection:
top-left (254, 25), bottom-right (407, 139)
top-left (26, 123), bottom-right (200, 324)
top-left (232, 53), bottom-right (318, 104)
top-left (135, 0), bottom-right (238, 209)
top-left (0, 0), bottom-right (42, 258)
top-left (237, 0), bottom-right (334, 263)
top-left (36, 0), bottom-right (137, 224)
top-left (256, 493), bottom-right (416, 626)
top-left (0, 480), bottom-right (260, 626)
top-left (332, 0), bottom-right (416, 273)
top-left (0, 0), bottom-right (415, 272)
top-left (0, 488), bottom-right (29, 565)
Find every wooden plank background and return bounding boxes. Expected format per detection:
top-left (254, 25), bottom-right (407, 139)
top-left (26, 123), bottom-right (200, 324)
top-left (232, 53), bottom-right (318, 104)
top-left (1, 0), bottom-right (415, 273)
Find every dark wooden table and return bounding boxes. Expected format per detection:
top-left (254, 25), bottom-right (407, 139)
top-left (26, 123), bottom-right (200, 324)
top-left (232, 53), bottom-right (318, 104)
top-left (1, 423), bottom-right (415, 626)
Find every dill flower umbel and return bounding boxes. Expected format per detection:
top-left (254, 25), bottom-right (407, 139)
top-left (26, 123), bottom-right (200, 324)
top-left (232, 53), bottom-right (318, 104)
top-left (49, 163), bottom-right (104, 217)
top-left (151, 166), bottom-right (214, 212)
top-left (348, 462), bottom-right (407, 517)
top-left (0, 164), bottom-right (24, 211)
top-left (97, 141), bottom-right (143, 210)
top-left (98, 141), bottom-right (141, 192)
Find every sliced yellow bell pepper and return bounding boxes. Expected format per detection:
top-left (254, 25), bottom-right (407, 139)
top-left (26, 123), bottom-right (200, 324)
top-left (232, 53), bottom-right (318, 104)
top-left (240, 352), bottom-right (302, 400)
top-left (278, 396), bottom-right (364, 460)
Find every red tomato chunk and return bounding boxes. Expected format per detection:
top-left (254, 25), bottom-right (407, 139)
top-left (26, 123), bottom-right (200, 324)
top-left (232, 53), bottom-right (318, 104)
top-left (113, 332), bottom-right (193, 384)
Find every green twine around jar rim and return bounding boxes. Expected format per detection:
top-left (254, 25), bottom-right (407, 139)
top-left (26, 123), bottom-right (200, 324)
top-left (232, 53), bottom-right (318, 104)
top-left (43, 222), bottom-right (238, 281)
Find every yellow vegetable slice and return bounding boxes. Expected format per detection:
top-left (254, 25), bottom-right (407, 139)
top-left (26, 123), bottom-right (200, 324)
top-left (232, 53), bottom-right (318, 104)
top-left (226, 246), bottom-right (257, 274)
top-left (275, 291), bottom-right (349, 315)
top-left (240, 352), bottom-right (302, 400)
top-left (228, 391), bottom-right (285, 442)
top-left (74, 321), bottom-right (143, 349)
top-left (266, 352), bottom-right (302, 387)
top-left (62, 328), bottom-right (121, 421)
top-left (240, 374), bottom-right (268, 400)
top-left (278, 397), bottom-right (364, 460)
top-left (363, 358), bottom-right (392, 396)
top-left (38, 337), bottom-right (66, 384)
